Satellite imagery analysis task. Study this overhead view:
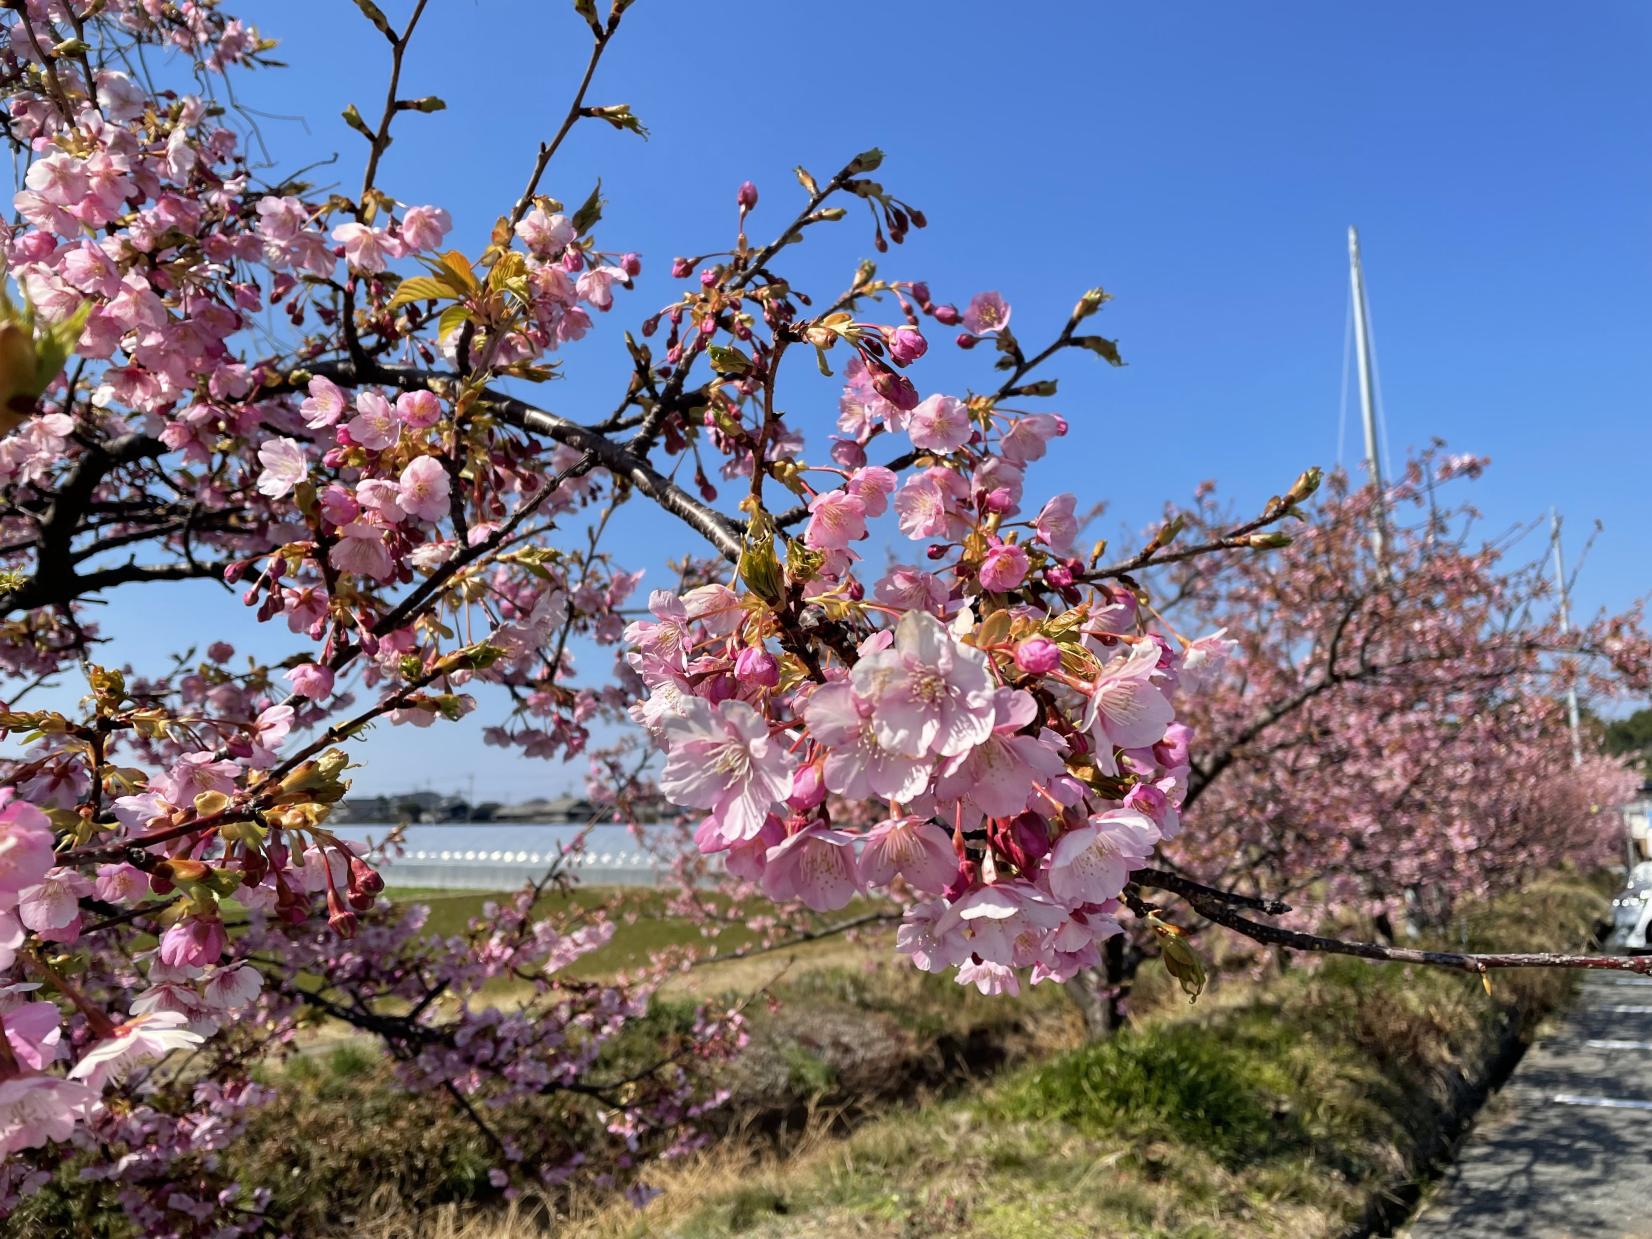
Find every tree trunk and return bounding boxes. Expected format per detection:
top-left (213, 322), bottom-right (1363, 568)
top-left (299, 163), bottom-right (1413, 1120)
top-left (1065, 934), bottom-right (1141, 1038)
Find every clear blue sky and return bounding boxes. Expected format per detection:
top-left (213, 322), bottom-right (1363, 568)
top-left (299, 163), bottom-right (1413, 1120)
top-left (33, 2), bottom-right (1652, 796)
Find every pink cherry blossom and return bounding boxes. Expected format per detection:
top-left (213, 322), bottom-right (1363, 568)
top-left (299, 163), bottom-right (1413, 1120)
top-left (1045, 809), bottom-right (1160, 907)
top-left (329, 521), bottom-right (396, 581)
top-left (659, 700), bottom-right (795, 843)
top-left (978, 541), bottom-right (1030, 592)
top-left (331, 221), bottom-right (402, 272)
top-left (1082, 639), bottom-right (1174, 767)
top-left (1034, 493), bottom-right (1079, 555)
top-left (0, 796), bottom-right (56, 895)
top-left (1179, 628), bottom-right (1239, 691)
top-left (1000, 413), bottom-right (1064, 465)
top-left (399, 204), bottom-right (452, 251)
top-left (800, 682), bottom-right (929, 802)
top-left (255, 436), bottom-right (308, 499)
top-left (395, 389), bottom-right (442, 429)
top-left (803, 489), bottom-right (867, 550)
top-left (346, 391), bottom-right (399, 451)
top-left (514, 207), bottom-right (575, 255)
top-left (761, 826), bottom-right (861, 912)
top-left (284, 662), bottom-right (335, 699)
top-left (398, 455), bottom-right (451, 522)
top-left (894, 467), bottom-right (970, 542)
top-left (850, 611), bottom-right (995, 758)
top-left (18, 868), bottom-right (93, 934)
top-left (963, 290), bottom-right (1011, 335)
top-left (201, 965), bottom-right (263, 1011)
top-left (69, 1011), bottom-right (206, 1091)
top-left (858, 816), bottom-right (957, 893)
top-left (0, 1075), bottom-right (94, 1156)
top-left (905, 394), bottom-right (972, 453)
top-left (936, 688), bottom-right (1066, 819)
top-left (4, 999), bottom-right (63, 1070)
top-left (300, 374), bottom-right (347, 428)
top-left (874, 565), bottom-right (949, 614)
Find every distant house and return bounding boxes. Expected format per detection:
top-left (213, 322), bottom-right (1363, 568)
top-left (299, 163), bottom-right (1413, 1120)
top-left (334, 791), bottom-right (474, 823)
top-left (495, 795), bottom-right (595, 822)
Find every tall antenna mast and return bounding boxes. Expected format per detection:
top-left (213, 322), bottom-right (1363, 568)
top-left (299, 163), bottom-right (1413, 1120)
top-left (1550, 508), bottom-right (1583, 765)
top-left (1348, 226), bottom-right (1388, 562)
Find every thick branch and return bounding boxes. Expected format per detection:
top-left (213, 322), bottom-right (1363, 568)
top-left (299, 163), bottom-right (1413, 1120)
top-left (1162, 885), bottom-right (1648, 977)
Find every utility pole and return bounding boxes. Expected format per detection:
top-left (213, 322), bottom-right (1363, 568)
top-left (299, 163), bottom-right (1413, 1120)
top-left (1348, 226), bottom-right (1387, 563)
top-left (1549, 508), bottom-right (1583, 765)
top-left (1549, 510), bottom-right (1632, 869)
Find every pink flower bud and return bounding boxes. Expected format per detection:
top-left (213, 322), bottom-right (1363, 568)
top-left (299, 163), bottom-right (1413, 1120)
top-left (868, 365), bottom-right (919, 412)
top-left (983, 487), bottom-right (1016, 514)
top-left (737, 180), bottom-right (759, 210)
top-left (886, 324), bottom-right (927, 366)
top-left (620, 251), bottom-right (642, 277)
top-left (733, 646), bottom-right (780, 687)
top-left (671, 256), bottom-right (692, 279)
top-left (1014, 637), bottom-right (1061, 675)
top-left (699, 268), bottom-right (718, 288)
top-left (348, 855), bottom-right (384, 895)
top-left (1045, 564), bottom-right (1074, 588)
top-left (932, 303), bottom-right (961, 326)
top-left (910, 281), bottom-right (931, 306)
top-left (956, 332), bottom-right (979, 349)
top-left (989, 811), bottom-right (1051, 873)
top-left (788, 763), bottom-right (826, 811)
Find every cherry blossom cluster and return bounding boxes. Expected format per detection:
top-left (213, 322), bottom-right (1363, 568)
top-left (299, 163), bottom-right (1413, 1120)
top-left (625, 338), bottom-right (1259, 993)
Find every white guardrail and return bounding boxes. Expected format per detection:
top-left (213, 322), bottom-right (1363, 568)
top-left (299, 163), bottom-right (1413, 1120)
top-left (377, 848), bottom-right (668, 891)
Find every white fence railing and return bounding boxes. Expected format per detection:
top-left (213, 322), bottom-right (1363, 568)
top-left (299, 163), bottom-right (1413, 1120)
top-left (378, 848), bottom-right (666, 891)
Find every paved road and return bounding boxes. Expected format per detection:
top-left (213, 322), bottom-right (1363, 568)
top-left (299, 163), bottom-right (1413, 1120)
top-left (1405, 972), bottom-right (1652, 1239)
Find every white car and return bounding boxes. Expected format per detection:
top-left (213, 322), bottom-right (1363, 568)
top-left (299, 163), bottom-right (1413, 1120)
top-left (1610, 861), bottom-right (1652, 952)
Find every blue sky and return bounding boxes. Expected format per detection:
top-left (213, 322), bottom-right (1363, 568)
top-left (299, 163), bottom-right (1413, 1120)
top-left (23, 2), bottom-right (1652, 797)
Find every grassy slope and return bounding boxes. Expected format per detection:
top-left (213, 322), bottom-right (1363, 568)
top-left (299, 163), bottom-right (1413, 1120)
top-left (572, 874), bottom-right (1607, 1239)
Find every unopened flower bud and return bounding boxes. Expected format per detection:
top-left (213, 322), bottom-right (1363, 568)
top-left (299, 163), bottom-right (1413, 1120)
top-left (1073, 287), bottom-right (1109, 319)
top-left (910, 281), bottom-right (931, 306)
top-left (349, 855), bottom-right (385, 895)
top-left (955, 332), bottom-right (978, 350)
top-left (1247, 532), bottom-right (1294, 549)
top-left (326, 888), bottom-right (358, 938)
top-left (885, 324), bottom-right (927, 366)
top-left (154, 857), bottom-right (211, 886)
top-left (787, 763), bottom-right (826, 811)
top-left (1045, 564), bottom-right (1074, 588)
top-left (990, 811), bottom-right (1051, 873)
top-left (868, 365), bottom-right (918, 412)
top-left (1287, 466), bottom-right (1323, 502)
top-left (1015, 637), bottom-right (1062, 675)
top-left (736, 180), bottom-right (759, 210)
top-left (671, 256), bottom-right (692, 279)
top-left (932, 304), bottom-right (961, 326)
top-left (733, 645), bottom-right (780, 687)
top-left (983, 487), bottom-right (1016, 515)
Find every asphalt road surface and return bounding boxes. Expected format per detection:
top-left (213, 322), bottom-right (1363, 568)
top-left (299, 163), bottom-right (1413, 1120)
top-left (1405, 971), bottom-right (1652, 1239)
